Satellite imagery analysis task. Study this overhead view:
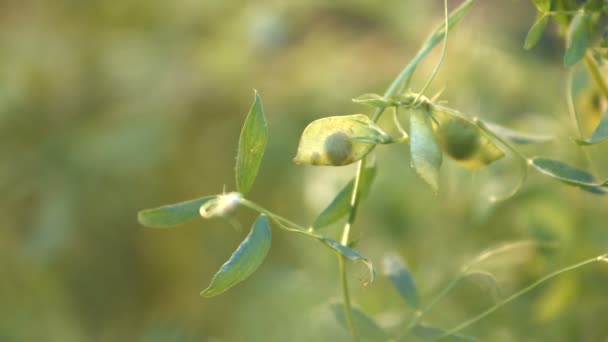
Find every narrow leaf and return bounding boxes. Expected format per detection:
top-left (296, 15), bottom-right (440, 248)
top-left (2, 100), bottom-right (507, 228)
top-left (353, 93), bottom-right (391, 108)
top-left (138, 196), bottom-right (216, 228)
top-left (484, 121), bottom-right (553, 145)
top-left (312, 166), bottom-right (377, 229)
top-left (411, 324), bottom-right (478, 342)
top-left (235, 90), bottom-right (268, 194)
top-left (532, 0), bottom-right (551, 12)
top-left (320, 237), bottom-right (375, 285)
top-left (331, 303), bottom-right (388, 341)
top-left (411, 106), bottom-right (442, 191)
top-left (201, 214), bottom-right (271, 297)
top-left (574, 110), bottom-right (608, 145)
top-left (564, 13), bottom-right (590, 67)
top-left (383, 255), bottom-right (419, 308)
top-left (293, 115), bottom-right (390, 166)
top-left (524, 14), bottom-right (549, 50)
top-left (530, 158), bottom-right (607, 192)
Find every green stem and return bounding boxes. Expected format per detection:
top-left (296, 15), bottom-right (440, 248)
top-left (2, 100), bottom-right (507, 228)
top-left (396, 241), bottom-right (547, 340)
top-left (338, 2), bottom-right (476, 339)
top-left (584, 51), bottom-right (608, 102)
top-left (566, 67), bottom-right (599, 176)
top-left (436, 254), bottom-right (607, 340)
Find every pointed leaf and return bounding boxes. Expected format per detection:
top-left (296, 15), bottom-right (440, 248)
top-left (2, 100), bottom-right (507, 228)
top-left (293, 115), bottom-right (390, 166)
top-left (531, 157), bottom-right (595, 186)
top-left (564, 13), bottom-right (590, 67)
top-left (574, 110), bottom-right (608, 145)
top-left (312, 166), bottom-right (377, 229)
top-left (530, 158), bottom-right (608, 194)
top-left (524, 14), bottom-right (549, 50)
top-left (201, 214), bottom-right (271, 297)
top-left (411, 106), bottom-right (442, 191)
top-left (320, 237), bottom-right (375, 285)
top-left (411, 324), bottom-right (478, 342)
top-left (235, 90), bottom-right (268, 194)
top-left (432, 106), bottom-right (505, 169)
top-left (353, 93), bottom-right (391, 108)
top-left (532, 0), bottom-right (551, 12)
top-left (465, 270), bottom-right (501, 300)
top-left (331, 303), bottom-right (388, 341)
top-left (484, 121), bottom-right (553, 144)
top-left (138, 196), bottom-right (217, 228)
top-left (383, 254), bottom-right (419, 308)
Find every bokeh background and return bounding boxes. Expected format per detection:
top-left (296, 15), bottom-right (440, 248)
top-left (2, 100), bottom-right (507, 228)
top-left (2, 0), bottom-right (608, 341)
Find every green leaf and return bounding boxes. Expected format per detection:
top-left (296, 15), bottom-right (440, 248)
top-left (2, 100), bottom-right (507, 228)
top-left (320, 237), bottom-right (375, 285)
top-left (465, 270), bottom-right (501, 300)
top-left (137, 196), bottom-right (217, 228)
top-left (411, 324), bottom-right (478, 342)
top-left (382, 255), bottom-right (419, 308)
top-left (432, 106), bottom-right (505, 169)
top-left (564, 13), bottom-right (590, 67)
top-left (524, 14), bottom-right (549, 50)
top-left (353, 93), bottom-right (391, 108)
top-left (530, 158), bottom-right (607, 192)
top-left (532, 0), bottom-right (551, 12)
top-left (235, 90), bottom-right (268, 195)
top-left (200, 214), bottom-right (271, 297)
top-left (312, 166), bottom-right (377, 229)
top-left (330, 303), bottom-right (388, 341)
top-left (410, 106), bottom-right (443, 192)
top-left (484, 122), bottom-right (553, 145)
top-left (574, 110), bottom-right (608, 145)
top-left (293, 115), bottom-right (390, 166)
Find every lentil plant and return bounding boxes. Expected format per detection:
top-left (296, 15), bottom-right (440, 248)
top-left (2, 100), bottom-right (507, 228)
top-left (138, 0), bottom-right (608, 340)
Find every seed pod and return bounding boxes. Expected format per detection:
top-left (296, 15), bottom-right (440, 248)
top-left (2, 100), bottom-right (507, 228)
top-left (432, 106), bottom-right (505, 169)
top-left (293, 114), bottom-right (390, 166)
top-left (437, 117), bottom-right (480, 160)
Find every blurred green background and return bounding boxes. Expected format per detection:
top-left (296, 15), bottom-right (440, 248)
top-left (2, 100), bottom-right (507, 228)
top-left (2, 0), bottom-right (608, 341)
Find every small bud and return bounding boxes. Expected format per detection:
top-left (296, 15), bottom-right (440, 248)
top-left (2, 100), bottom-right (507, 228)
top-left (200, 192), bottom-right (243, 219)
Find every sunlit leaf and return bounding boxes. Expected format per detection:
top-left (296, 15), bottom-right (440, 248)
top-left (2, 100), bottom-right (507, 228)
top-left (383, 254), bottom-right (419, 308)
top-left (484, 122), bottom-right (553, 145)
top-left (200, 215), bottom-right (271, 297)
top-left (432, 106), bottom-right (505, 169)
top-left (532, 0), bottom-right (551, 12)
top-left (524, 14), bottom-right (549, 50)
top-left (293, 115), bottom-right (390, 166)
top-left (353, 93), bottom-right (391, 108)
top-left (137, 196), bottom-right (217, 228)
top-left (574, 110), bottom-right (608, 145)
top-left (564, 13), bottom-right (590, 67)
top-left (235, 90), bottom-right (268, 194)
top-left (465, 270), bottom-right (501, 300)
top-left (312, 166), bottom-right (377, 229)
top-left (320, 237), bottom-right (375, 285)
top-left (330, 303), bottom-right (388, 341)
top-left (410, 106), bottom-right (442, 192)
top-left (411, 324), bottom-right (478, 342)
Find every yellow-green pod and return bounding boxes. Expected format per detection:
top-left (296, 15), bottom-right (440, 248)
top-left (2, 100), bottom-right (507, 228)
top-left (293, 114), bottom-right (389, 166)
top-left (432, 106), bottom-right (505, 169)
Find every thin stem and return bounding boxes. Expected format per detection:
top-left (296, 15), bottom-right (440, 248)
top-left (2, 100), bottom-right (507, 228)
top-left (436, 254), bottom-right (607, 340)
top-left (339, 254), bottom-right (358, 340)
top-left (396, 241), bottom-right (548, 340)
top-left (414, 0), bottom-right (449, 104)
top-left (566, 68), bottom-right (599, 176)
top-left (584, 51), bottom-right (608, 100)
top-left (338, 2), bottom-right (476, 339)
